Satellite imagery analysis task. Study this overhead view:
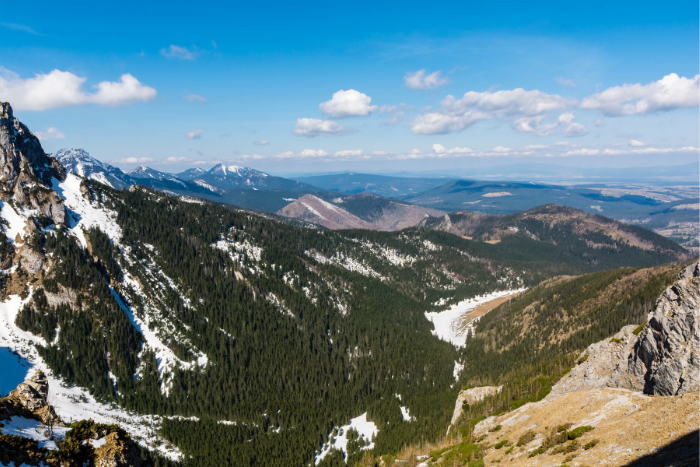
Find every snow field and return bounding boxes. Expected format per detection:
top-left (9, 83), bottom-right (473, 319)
top-left (424, 288), bottom-right (526, 347)
top-left (315, 412), bottom-right (378, 465)
top-left (0, 292), bottom-right (182, 460)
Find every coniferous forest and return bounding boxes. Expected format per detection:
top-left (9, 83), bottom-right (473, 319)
top-left (10, 178), bottom-right (689, 467)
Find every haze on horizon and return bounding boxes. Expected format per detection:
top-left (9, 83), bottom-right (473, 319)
top-left (1, 0), bottom-right (698, 176)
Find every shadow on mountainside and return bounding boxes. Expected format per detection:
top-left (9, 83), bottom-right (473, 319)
top-left (621, 429), bottom-right (699, 467)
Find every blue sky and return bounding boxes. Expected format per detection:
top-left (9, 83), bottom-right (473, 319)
top-left (1, 0), bottom-right (698, 175)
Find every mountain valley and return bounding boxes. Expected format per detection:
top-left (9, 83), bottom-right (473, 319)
top-left (0, 102), bottom-right (696, 467)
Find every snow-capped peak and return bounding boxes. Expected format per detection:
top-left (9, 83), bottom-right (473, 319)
top-left (208, 164), bottom-right (261, 177)
top-left (52, 148), bottom-right (131, 189)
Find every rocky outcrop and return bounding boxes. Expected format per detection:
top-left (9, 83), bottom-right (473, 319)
top-left (617, 261), bottom-right (699, 395)
top-left (20, 246), bottom-right (45, 275)
top-left (1, 370), bottom-right (62, 426)
top-left (552, 261), bottom-right (699, 397)
top-left (448, 385), bottom-right (502, 432)
top-left (94, 431), bottom-right (144, 467)
top-left (0, 102), bottom-right (66, 225)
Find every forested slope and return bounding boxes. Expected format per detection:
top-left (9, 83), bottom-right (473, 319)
top-left (0, 101), bottom-right (691, 467)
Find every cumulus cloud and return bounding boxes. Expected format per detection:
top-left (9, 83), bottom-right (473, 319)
top-left (160, 45), bottom-right (198, 60)
top-left (0, 68), bottom-right (157, 111)
top-left (525, 144), bottom-right (549, 149)
top-left (556, 77), bottom-right (576, 87)
top-left (432, 144), bottom-right (473, 155)
top-left (34, 127), bottom-right (65, 141)
top-left (275, 149), bottom-right (328, 159)
top-left (292, 118), bottom-right (349, 137)
top-left (253, 140), bottom-right (270, 145)
top-left (580, 73), bottom-right (699, 116)
top-left (628, 139), bottom-right (647, 147)
top-left (411, 88), bottom-right (575, 135)
top-left (185, 129), bottom-right (205, 139)
top-left (318, 89), bottom-right (377, 118)
top-left (182, 93), bottom-right (207, 103)
top-left (334, 149), bottom-right (363, 158)
top-left (404, 70), bottom-right (450, 90)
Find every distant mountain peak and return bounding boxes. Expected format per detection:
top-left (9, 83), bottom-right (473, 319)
top-left (209, 164), bottom-right (263, 177)
top-left (53, 147), bottom-right (133, 190)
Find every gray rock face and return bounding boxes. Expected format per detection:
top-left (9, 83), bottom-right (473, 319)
top-left (550, 325), bottom-right (639, 396)
top-left (20, 247), bottom-right (45, 275)
top-left (0, 102), bottom-right (66, 225)
top-left (13, 371), bottom-right (49, 411)
top-left (552, 261), bottom-right (699, 397)
top-left (448, 385), bottom-right (502, 433)
top-left (619, 262), bottom-right (699, 395)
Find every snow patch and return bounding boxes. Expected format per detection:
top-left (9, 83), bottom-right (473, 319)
top-left (425, 289), bottom-right (525, 347)
top-left (315, 412), bottom-right (378, 465)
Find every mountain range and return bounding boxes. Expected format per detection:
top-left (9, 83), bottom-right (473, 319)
top-left (0, 101), bottom-right (696, 466)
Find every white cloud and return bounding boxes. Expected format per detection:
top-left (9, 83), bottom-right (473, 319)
top-left (253, 140), bottom-right (270, 145)
top-left (556, 77), bottom-right (576, 87)
top-left (404, 70), bottom-right (450, 90)
top-left (238, 154), bottom-right (265, 160)
top-left (334, 149), bottom-right (364, 158)
top-left (411, 88), bottom-right (575, 135)
top-left (563, 146), bottom-right (699, 156)
top-left (276, 151), bottom-right (295, 159)
top-left (555, 141), bottom-right (575, 146)
top-left (372, 150), bottom-right (387, 156)
top-left (299, 149), bottom-right (329, 158)
top-left (183, 93), bottom-right (207, 103)
top-left (185, 129), bottom-right (205, 139)
top-left (112, 157), bottom-right (155, 164)
top-left (593, 117), bottom-right (604, 127)
top-left (628, 139), bottom-right (647, 147)
top-left (160, 45), bottom-right (197, 60)
top-left (563, 122), bottom-right (590, 137)
top-left (2, 23), bottom-right (39, 35)
top-left (292, 118), bottom-right (349, 137)
top-left (493, 146), bottom-right (512, 153)
top-left (379, 103), bottom-right (413, 125)
top-left (525, 144), bottom-right (549, 149)
top-left (34, 127), bottom-right (65, 141)
top-left (562, 148), bottom-right (600, 156)
top-left (318, 89), bottom-right (377, 118)
top-left (432, 144), bottom-right (473, 155)
top-left (0, 68), bottom-right (157, 111)
top-left (580, 73), bottom-right (700, 116)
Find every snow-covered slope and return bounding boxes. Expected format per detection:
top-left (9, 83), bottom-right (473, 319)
top-left (176, 167), bottom-right (206, 180)
top-left (52, 148), bottom-right (134, 190)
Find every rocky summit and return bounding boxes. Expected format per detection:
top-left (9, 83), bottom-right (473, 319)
top-left (0, 103), bottom-right (66, 225)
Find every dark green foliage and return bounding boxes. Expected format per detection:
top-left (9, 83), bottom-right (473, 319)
top-left (568, 426), bottom-right (594, 440)
top-left (632, 321), bottom-right (647, 336)
top-left (517, 431), bottom-right (536, 447)
top-left (584, 439), bottom-right (599, 450)
top-left (13, 178), bottom-right (685, 466)
top-left (494, 440), bottom-right (508, 449)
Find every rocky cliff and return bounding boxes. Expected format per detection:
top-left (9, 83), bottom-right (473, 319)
top-left (0, 102), bottom-right (66, 225)
top-left (552, 261), bottom-right (699, 397)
